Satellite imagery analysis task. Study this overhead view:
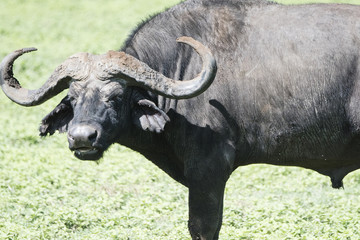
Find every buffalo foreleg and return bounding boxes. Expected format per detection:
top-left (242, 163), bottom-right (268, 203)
top-left (188, 178), bottom-right (226, 240)
top-left (184, 137), bottom-right (235, 239)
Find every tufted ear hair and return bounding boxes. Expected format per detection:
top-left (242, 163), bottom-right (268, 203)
top-left (132, 99), bottom-right (170, 133)
top-left (39, 96), bottom-right (74, 136)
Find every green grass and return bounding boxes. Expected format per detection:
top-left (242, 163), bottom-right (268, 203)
top-left (1, 0), bottom-right (360, 239)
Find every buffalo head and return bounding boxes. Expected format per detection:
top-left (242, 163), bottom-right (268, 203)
top-left (0, 37), bottom-right (217, 160)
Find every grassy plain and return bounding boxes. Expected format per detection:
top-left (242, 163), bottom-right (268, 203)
top-left (1, 0), bottom-right (360, 239)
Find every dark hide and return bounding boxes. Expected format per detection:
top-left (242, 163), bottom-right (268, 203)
top-left (37, 0), bottom-right (360, 239)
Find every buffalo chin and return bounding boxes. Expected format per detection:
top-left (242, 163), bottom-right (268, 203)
top-left (73, 148), bottom-right (103, 161)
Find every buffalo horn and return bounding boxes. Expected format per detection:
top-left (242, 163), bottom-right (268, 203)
top-left (0, 48), bottom-right (79, 106)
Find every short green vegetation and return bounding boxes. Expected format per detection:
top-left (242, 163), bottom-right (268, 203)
top-left (1, 0), bottom-right (359, 239)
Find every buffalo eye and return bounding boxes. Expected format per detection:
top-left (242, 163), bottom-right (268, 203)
top-left (103, 88), bottom-right (123, 103)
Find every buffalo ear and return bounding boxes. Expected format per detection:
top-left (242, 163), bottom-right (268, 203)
top-left (39, 96), bottom-right (74, 136)
top-left (132, 99), bottom-right (170, 133)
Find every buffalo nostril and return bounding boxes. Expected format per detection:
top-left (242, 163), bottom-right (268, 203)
top-left (68, 125), bottom-right (98, 148)
top-left (88, 130), bottom-right (97, 142)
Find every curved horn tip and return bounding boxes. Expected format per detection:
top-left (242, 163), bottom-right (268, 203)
top-left (176, 37), bottom-right (209, 53)
top-left (176, 36), bottom-right (194, 44)
top-left (21, 47), bottom-right (38, 53)
top-left (9, 47), bottom-right (37, 56)
top-left (14, 47), bottom-right (37, 56)
top-left (1, 47), bottom-right (38, 64)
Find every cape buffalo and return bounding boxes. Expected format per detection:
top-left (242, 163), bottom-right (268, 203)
top-left (1, 0), bottom-right (360, 239)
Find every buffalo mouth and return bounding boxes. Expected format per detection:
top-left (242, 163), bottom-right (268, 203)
top-left (73, 147), bottom-right (103, 160)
